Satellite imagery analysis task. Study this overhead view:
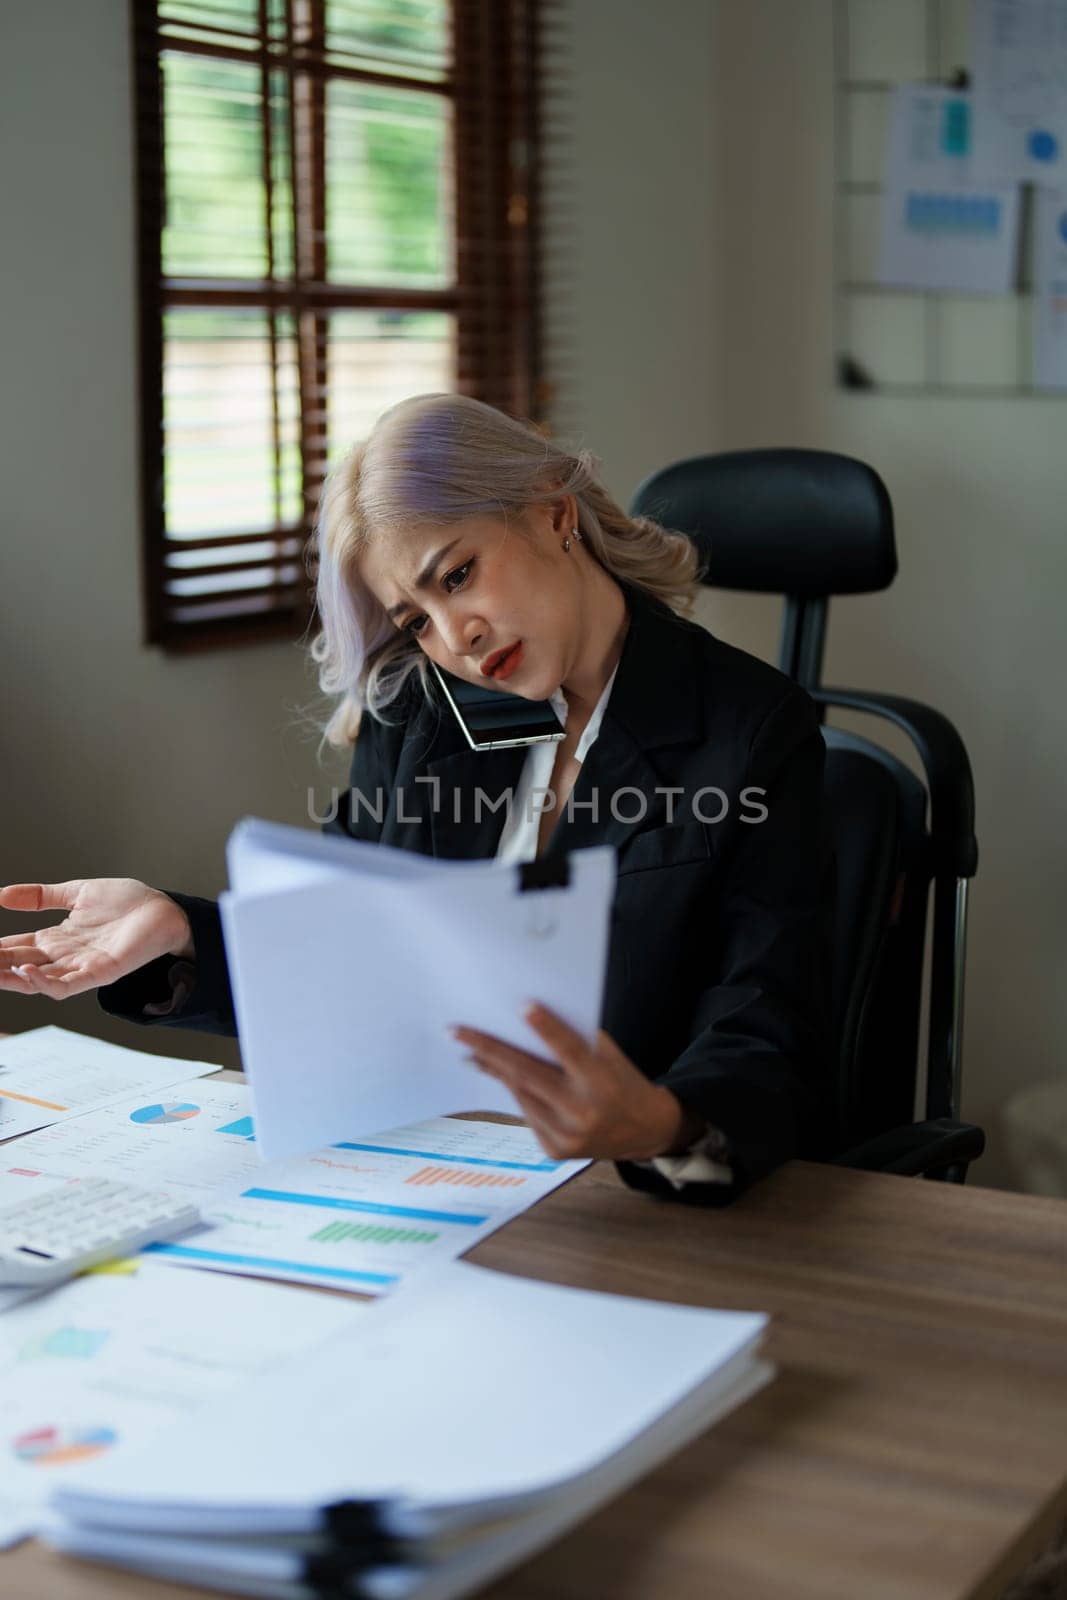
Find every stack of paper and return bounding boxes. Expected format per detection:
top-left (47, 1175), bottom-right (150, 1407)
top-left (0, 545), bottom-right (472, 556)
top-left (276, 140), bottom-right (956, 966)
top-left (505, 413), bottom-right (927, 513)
top-left (220, 819), bottom-right (616, 1160)
top-left (0, 1264), bottom-right (364, 1548)
top-left (48, 1262), bottom-right (770, 1599)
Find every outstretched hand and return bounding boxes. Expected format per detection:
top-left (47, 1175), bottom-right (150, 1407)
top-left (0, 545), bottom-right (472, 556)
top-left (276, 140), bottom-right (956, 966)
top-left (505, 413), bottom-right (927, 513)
top-left (0, 880), bottom-right (193, 1000)
top-left (450, 1003), bottom-right (701, 1162)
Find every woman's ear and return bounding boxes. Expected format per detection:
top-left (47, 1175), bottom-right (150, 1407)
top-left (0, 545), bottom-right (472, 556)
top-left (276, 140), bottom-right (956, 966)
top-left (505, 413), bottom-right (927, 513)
top-left (547, 494), bottom-right (577, 538)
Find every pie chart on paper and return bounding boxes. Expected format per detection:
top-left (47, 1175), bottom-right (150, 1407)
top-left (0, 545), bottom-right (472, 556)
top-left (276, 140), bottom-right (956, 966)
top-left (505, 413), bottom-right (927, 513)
top-left (129, 1102), bottom-right (201, 1125)
top-left (14, 1424), bottom-right (118, 1466)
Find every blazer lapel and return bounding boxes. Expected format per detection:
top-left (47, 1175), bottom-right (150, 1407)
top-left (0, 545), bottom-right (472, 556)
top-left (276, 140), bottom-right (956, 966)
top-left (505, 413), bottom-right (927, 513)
top-left (544, 714), bottom-right (671, 857)
top-left (545, 586), bottom-right (710, 860)
top-left (427, 743), bottom-right (528, 860)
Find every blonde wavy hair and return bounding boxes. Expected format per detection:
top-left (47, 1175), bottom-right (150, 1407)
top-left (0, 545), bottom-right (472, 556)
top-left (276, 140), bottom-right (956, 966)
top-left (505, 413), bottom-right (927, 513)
top-left (310, 393), bottom-right (700, 748)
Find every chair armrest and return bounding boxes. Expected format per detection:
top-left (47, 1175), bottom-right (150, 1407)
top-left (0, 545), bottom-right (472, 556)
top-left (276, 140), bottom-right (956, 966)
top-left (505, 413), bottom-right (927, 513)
top-left (829, 1117), bottom-right (985, 1177)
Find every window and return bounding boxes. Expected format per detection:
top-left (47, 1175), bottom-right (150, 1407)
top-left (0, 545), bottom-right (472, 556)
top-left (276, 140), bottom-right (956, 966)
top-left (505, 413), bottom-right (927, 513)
top-left (132, 0), bottom-right (549, 649)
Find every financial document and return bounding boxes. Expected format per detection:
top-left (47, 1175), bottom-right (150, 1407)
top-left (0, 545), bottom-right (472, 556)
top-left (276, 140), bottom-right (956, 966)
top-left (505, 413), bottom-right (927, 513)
top-left (0, 1027), bottom-right (219, 1141)
top-left (0, 1077), bottom-right (261, 1212)
top-left (0, 1265), bottom-right (363, 1548)
top-left (221, 818), bottom-right (616, 1161)
top-left (0, 1081), bottom-right (585, 1298)
top-left (878, 84), bottom-right (1020, 293)
top-left (972, 0), bottom-right (1067, 184)
top-left (50, 1261), bottom-right (768, 1518)
top-left (150, 1117), bottom-right (586, 1295)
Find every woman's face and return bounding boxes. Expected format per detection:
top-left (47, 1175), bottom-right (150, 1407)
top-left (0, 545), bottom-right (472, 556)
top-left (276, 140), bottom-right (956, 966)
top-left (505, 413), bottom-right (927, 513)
top-left (356, 498), bottom-right (585, 701)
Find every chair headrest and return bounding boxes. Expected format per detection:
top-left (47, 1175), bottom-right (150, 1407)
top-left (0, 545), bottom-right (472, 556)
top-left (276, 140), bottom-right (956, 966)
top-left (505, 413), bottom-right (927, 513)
top-left (629, 448), bottom-right (897, 598)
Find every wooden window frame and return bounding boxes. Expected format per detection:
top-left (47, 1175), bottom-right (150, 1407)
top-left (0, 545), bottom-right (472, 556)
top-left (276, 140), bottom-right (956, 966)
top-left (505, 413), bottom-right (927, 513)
top-left (131, 0), bottom-right (547, 653)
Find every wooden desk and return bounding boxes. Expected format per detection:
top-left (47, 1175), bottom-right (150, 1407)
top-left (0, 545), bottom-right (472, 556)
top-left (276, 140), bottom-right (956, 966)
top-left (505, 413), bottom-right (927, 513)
top-left (4, 1063), bottom-right (1067, 1600)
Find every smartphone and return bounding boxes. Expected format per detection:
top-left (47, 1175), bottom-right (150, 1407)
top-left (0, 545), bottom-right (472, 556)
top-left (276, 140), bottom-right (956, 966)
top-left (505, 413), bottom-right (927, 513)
top-left (430, 662), bottom-right (566, 751)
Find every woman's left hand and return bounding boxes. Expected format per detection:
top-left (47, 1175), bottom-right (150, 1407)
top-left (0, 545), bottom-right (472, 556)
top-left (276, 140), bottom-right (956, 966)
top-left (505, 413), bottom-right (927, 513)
top-left (450, 1004), bottom-right (702, 1162)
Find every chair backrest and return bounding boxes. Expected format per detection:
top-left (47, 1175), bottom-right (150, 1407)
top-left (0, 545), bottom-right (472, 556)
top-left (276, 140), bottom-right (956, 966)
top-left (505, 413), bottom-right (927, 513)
top-left (629, 448), bottom-right (977, 1150)
top-left (821, 729), bottom-right (928, 1145)
top-left (631, 448), bottom-right (897, 686)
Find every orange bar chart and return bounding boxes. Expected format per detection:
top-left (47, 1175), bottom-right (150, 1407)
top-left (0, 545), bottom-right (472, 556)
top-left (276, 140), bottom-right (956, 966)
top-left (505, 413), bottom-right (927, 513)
top-left (406, 1164), bottom-right (526, 1190)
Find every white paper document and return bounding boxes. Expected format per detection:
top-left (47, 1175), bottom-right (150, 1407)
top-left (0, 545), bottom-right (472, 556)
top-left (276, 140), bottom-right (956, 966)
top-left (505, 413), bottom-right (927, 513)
top-left (0, 1085), bottom-right (585, 1298)
top-left (220, 819), bottom-right (616, 1161)
top-left (878, 84), bottom-right (1021, 292)
top-left (1034, 187), bottom-right (1067, 384)
top-left (0, 1076), bottom-right (261, 1213)
top-left (148, 1117), bottom-right (586, 1296)
top-left (51, 1261), bottom-right (769, 1522)
top-left (0, 1027), bottom-right (219, 1142)
top-left (971, 0), bottom-right (1067, 184)
top-left (0, 1265), bottom-right (364, 1548)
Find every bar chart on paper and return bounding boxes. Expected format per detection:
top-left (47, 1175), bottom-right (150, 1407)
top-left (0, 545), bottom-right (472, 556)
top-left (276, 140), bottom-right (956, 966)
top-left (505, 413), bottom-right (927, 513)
top-left (152, 1186), bottom-right (496, 1291)
top-left (406, 1165), bottom-right (527, 1190)
top-left (148, 1117), bottom-right (588, 1296)
top-left (311, 1221), bottom-right (441, 1246)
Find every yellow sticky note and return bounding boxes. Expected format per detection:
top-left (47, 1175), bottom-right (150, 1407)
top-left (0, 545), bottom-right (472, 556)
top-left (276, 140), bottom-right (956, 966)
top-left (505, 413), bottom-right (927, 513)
top-left (84, 1258), bottom-right (140, 1277)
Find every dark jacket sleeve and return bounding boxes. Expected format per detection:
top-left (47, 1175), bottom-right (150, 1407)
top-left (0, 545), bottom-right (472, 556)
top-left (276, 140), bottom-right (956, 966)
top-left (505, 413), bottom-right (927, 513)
top-left (618, 691), bottom-right (833, 1206)
top-left (97, 893), bottom-right (239, 1036)
top-left (97, 710), bottom-right (407, 1035)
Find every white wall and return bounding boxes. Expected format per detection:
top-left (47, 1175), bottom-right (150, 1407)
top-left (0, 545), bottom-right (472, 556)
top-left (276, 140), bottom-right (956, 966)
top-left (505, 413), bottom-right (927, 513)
top-left (544, 0), bottom-right (719, 484)
top-left (710, 0), bottom-right (1067, 1189)
top-left (0, 1), bottom-right (719, 1065)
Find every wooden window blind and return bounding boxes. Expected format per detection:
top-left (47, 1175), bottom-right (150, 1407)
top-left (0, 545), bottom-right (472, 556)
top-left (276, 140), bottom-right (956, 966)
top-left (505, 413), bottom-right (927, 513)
top-left (132, 0), bottom-right (553, 651)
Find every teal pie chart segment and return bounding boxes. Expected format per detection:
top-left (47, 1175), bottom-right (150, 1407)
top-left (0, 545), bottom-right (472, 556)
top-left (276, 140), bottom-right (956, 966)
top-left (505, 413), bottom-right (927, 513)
top-left (129, 1102), bottom-right (201, 1125)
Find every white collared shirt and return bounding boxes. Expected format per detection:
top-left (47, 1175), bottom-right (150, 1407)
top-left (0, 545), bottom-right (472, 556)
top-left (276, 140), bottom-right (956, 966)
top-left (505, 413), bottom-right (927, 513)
top-left (493, 669), bottom-right (731, 1189)
top-left (494, 666), bottom-right (619, 864)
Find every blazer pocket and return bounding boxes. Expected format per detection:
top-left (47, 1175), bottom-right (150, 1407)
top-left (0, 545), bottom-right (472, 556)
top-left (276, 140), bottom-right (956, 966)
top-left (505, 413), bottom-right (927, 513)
top-left (616, 819), bottom-right (713, 877)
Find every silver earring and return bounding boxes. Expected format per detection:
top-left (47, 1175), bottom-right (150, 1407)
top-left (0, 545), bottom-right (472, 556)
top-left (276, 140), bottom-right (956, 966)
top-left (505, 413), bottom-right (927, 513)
top-left (562, 526), bottom-right (582, 553)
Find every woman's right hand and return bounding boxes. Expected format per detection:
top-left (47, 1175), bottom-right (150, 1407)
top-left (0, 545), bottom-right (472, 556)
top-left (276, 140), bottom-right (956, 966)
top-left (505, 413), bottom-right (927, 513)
top-left (0, 880), bottom-right (194, 1000)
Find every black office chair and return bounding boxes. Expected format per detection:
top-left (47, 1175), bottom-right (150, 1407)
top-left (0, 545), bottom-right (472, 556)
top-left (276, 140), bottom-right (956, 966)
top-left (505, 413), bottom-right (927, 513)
top-left (630, 449), bottom-right (984, 1182)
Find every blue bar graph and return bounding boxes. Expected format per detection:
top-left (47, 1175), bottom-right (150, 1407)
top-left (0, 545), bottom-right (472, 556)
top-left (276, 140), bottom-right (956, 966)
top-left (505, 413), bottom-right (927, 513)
top-left (240, 1187), bottom-right (488, 1226)
top-left (145, 1242), bottom-right (398, 1285)
top-left (334, 1141), bottom-right (559, 1172)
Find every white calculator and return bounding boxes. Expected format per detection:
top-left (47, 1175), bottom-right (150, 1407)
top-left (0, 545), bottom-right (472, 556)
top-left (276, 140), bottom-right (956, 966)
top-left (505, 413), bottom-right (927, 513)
top-left (0, 1178), bottom-right (201, 1286)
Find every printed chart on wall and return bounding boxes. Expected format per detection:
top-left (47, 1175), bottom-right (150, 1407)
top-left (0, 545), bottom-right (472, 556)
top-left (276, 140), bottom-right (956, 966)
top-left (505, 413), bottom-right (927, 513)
top-left (149, 1117), bottom-right (587, 1296)
top-left (877, 84), bottom-right (1020, 293)
top-left (972, 0), bottom-right (1067, 185)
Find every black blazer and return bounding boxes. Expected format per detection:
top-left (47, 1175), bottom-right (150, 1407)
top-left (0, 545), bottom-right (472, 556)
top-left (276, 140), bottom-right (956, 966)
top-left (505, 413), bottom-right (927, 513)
top-left (101, 585), bottom-right (833, 1205)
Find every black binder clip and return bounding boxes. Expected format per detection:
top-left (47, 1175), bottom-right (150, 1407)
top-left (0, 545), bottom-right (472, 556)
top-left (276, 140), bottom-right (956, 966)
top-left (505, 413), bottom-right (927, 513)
top-left (518, 857), bottom-right (570, 892)
top-left (323, 1500), bottom-right (389, 1543)
top-left (518, 855), bottom-right (569, 937)
top-left (306, 1549), bottom-right (395, 1596)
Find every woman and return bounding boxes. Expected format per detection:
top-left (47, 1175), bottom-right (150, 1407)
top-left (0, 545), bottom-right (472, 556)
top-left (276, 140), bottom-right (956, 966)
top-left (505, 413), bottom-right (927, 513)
top-left (0, 395), bottom-right (832, 1203)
